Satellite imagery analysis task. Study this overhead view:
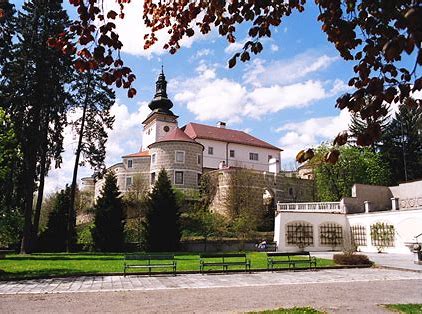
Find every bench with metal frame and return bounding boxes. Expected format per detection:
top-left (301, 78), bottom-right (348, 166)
top-left (267, 252), bottom-right (317, 270)
top-left (199, 253), bottom-right (251, 273)
top-left (123, 254), bottom-right (176, 276)
top-left (0, 249), bottom-right (15, 260)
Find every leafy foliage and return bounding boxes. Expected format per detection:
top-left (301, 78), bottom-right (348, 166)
top-left (67, 67), bottom-right (115, 251)
top-left (91, 172), bottom-right (125, 252)
top-left (56, 0), bottom-right (422, 147)
top-left (38, 187), bottom-right (76, 252)
top-left (312, 145), bottom-right (390, 201)
top-left (142, 169), bottom-right (181, 252)
top-left (0, 109), bottom-right (23, 248)
top-left (1, 0), bottom-right (74, 253)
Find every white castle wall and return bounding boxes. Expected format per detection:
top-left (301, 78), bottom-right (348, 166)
top-left (198, 138), bottom-right (281, 171)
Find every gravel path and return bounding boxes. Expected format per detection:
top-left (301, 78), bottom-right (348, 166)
top-left (1, 279), bottom-right (422, 313)
top-left (1, 268), bottom-right (422, 313)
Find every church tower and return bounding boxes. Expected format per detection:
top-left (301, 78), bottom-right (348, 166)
top-left (141, 68), bottom-right (178, 151)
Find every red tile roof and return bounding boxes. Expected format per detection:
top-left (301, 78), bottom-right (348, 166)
top-left (122, 150), bottom-right (150, 158)
top-left (150, 127), bottom-right (201, 146)
top-left (182, 123), bottom-right (282, 151)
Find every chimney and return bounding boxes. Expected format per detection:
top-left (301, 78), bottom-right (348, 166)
top-left (217, 121), bottom-right (226, 128)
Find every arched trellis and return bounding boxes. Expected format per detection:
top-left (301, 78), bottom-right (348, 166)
top-left (285, 220), bottom-right (314, 248)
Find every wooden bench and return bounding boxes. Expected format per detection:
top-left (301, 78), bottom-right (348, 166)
top-left (267, 252), bottom-right (317, 270)
top-left (123, 254), bottom-right (176, 276)
top-left (0, 249), bottom-right (15, 260)
top-left (199, 253), bottom-right (251, 273)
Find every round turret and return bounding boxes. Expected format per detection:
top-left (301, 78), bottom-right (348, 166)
top-left (148, 128), bottom-right (203, 189)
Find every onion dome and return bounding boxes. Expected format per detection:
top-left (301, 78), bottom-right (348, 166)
top-left (148, 66), bottom-right (175, 115)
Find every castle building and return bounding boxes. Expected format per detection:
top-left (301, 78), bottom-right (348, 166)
top-left (82, 70), bottom-right (288, 199)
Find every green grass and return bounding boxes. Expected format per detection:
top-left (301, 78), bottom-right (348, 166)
top-left (247, 306), bottom-right (325, 313)
top-left (0, 252), bottom-right (335, 280)
top-left (383, 304), bottom-right (422, 313)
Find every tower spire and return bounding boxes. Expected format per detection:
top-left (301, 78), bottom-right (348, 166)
top-left (148, 67), bottom-right (174, 114)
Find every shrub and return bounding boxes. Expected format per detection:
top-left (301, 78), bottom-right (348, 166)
top-left (77, 223), bottom-right (94, 251)
top-left (333, 252), bottom-right (373, 265)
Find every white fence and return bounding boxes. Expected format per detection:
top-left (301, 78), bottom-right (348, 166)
top-left (277, 202), bottom-right (344, 213)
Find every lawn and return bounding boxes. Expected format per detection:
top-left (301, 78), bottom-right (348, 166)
top-left (0, 252), bottom-right (335, 280)
top-left (383, 304), bottom-right (422, 314)
top-left (247, 306), bottom-right (325, 313)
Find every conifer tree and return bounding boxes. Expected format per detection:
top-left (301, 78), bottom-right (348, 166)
top-left (380, 106), bottom-right (422, 184)
top-left (39, 186), bottom-right (76, 252)
top-left (66, 68), bottom-right (115, 252)
top-left (91, 172), bottom-right (125, 252)
top-left (143, 169), bottom-right (181, 252)
top-left (0, 0), bottom-right (74, 253)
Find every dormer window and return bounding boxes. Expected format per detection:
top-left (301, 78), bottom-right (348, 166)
top-left (127, 159), bottom-right (133, 168)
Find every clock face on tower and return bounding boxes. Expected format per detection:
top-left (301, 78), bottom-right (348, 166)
top-left (163, 125), bottom-right (170, 132)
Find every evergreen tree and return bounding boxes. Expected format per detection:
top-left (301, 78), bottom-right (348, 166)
top-left (348, 97), bottom-right (390, 151)
top-left (92, 172), bottom-right (125, 252)
top-left (39, 186), bottom-right (76, 252)
top-left (143, 169), bottom-right (181, 252)
top-left (66, 68), bottom-right (115, 251)
top-left (0, 0), bottom-right (74, 253)
top-left (380, 106), bottom-right (422, 185)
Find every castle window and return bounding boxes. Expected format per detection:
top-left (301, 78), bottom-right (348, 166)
top-left (126, 177), bottom-right (132, 188)
top-left (249, 152), bottom-right (259, 161)
top-left (175, 171), bottom-right (184, 185)
top-left (127, 159), bottom-right (133, 168)
top-left (208, 147), bottom-right (214, 155)
top-left (151, 172), bottom-right (156, 184)
top-left (230, 150), bottom-right (235, 158)
top-left (175, 151), bottom-right (185, 163)
top-left (152, 153), bottom-right (156, 164)
top-left (197, 154), bottom-right (201, 165)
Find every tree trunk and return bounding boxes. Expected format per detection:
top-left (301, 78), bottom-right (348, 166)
top-left (67, 75), bottom-right (91, 252)
top-left (32, 110), bottom-right (51, 247)
top-left (32, 152), bottom-right (47, 246)
top-left (20, 157), bottom-right (36, 254)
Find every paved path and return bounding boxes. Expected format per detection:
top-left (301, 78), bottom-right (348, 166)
top-left (0, 268), bottom-right (421, 295)
top-left (313, 252), bottom-right (422, 272)
top-left (1, 271), bottom-right (422, 313)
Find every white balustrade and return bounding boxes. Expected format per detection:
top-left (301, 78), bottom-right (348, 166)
top-left (277, 202), bottom-right (344, 213)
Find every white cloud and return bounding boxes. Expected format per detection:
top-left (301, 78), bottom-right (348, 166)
top-left (244, 80), bottom-right (328, 117)
top-left (43, 101), bottom-right (149, 194)
top-left (243, 52), bottom-right (339, 87)
top-left (190, 48), bottom-right (213, 61)
top-left (174, 60), bottom-right (349, 123)
top-left (277, 109), bottom-right (352, 165)
top-left (102, 0), bottom-right (206, 57)
top-left (224, 37), bottom-right (251, 54)
top-left (270, 44), bottom-right (279, 52)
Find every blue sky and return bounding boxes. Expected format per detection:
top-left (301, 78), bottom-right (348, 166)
top-left (11, 1), bottom-right (392, 192)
